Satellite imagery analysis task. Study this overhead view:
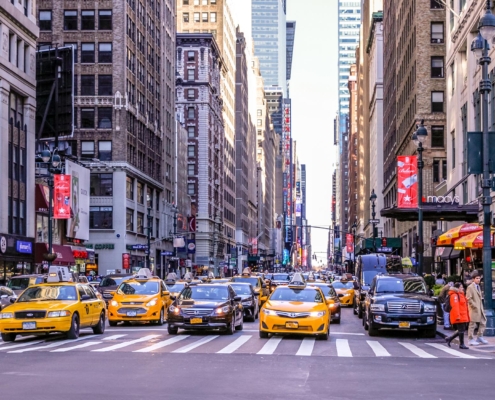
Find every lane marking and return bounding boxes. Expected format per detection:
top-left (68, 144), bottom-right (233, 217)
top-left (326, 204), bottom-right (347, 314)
top-left (295, 337), bottom-right (315, 356)
top-left (8, 336), bottom-right (92, 353)
top-left (366, 340), bottom-right (391, 357)
top-left (0, 340), bottom-right (44, 351)
top-left (134, 336), bottom-right (190, 353)
top-left (331, 332), bottom-right (365, 336)
top-left (51, 341), bottom-right (102, 352)
top-left (399, 342), bottom-right (437, 358)
top-left (102, 334), bottom-right (128, 341)
top-left (103, 328), bottom-right (169, 332)
top-left (426, 343), bottom-right (478, 359)
top-left (92, 335), bottom-right (160, 352)
top-left (257, 337), bottom-right (283, 355)
top-left (172, 335), bottom-right (219, 353)
top-left (336, 339), bottom-right (352, 357)
top-left (217, 335), bottom-right (252, 354)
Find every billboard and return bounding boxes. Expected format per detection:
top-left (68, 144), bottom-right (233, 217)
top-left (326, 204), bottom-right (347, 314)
top-left (65, 160), bottom-right (90, 240)
top-left (295, 198), bottom-right (302, 217)
top-left (53, 175), bottom-right (71, 219)
top-left (397, 155), bottom-right (418, 208)
top-left (346, 234), bottom-right (354, 254)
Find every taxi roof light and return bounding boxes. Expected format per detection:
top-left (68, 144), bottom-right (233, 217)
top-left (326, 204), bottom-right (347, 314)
top-left (241, 267), bottom-right (252, 277)
top-left (135, 268), bottom-right (153, 280)
top-left (288, 272), bottom-right (306, 289)
top-left (183, 272), bottom-right (193, 283)
top-left (46, 266), bottom-right (73, 283)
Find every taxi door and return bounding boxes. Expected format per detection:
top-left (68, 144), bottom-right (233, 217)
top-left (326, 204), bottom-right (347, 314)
top-left (77, 285), bottom-right (99, 327)
top-left (84, 285), bottom-right (104, 325)
top-left (160, 281), bottom-right (171, 317)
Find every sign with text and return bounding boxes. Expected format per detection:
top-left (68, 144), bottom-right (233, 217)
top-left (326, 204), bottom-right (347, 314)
top-left (397, 155), bottom-right (418, 208)
top-left (346, 234), bottom-right (354, 254)
top-left (65, 160), bottom-right (90, 240)
top-left (53, 174), bottom-right (71, 219)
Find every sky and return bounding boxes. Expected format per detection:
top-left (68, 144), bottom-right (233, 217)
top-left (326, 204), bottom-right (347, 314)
top-left (287, 0), bottom-right (339, 262)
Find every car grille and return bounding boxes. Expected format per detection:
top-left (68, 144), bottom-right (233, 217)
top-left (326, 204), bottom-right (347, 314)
top-left (387, 302), bottom-right (421, 313)
top-left (182, 309), bottom-right (213, 316)
top-left (117, 307), bottom-right (147, 314)
top-left (15, 311), bottom-right (46, 319)
top-left (275, 311), bottom-right (310, 318)
top-left (121, 302), bottom-right (144, 305)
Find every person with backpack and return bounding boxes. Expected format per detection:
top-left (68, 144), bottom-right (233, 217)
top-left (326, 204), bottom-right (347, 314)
top-left (445, 282), bottom-right (470, 349)
top-left (438, 282), bottom-right (453, 330)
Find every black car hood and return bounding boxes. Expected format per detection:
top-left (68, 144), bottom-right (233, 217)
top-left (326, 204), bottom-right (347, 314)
top-left (178, 300), bottom-right (229, 308)
top-left (239, 294), bottom-right (252, 300)
top-left (375, 293), bottom-right (434, 302)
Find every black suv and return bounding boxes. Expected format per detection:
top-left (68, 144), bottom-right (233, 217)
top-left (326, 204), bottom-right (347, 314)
top-left (363, 274), bottom-right (437, 338)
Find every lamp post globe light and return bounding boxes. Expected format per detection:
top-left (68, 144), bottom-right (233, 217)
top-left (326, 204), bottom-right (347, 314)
top-left (370, 189), bottom-right (377, 253)
top-left (470, 0), bottom-right (495, 335)
top-left (411, 121), bottom-right (427, 277)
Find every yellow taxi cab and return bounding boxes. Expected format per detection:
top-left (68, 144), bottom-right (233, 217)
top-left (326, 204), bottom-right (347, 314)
top-left (108, 268), bottom-right (171, 326)
top-left (332, 279), bottom-right (357, 307)
top-left (231, 268), bottom-right (269, 306)
top-left (259, 273), bottom-right (330, 340)
top-left (0, 266), bottom-right (106, 342)
top-left (164, 272), bottom-right (194, 297)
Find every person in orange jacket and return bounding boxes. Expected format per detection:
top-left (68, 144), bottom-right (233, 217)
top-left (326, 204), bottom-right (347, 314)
top-left (446, 282), bottom-right (470, 349)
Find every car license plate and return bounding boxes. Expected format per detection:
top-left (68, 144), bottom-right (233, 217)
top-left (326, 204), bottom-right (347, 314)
top-left (399, 321), bottom-right (410, 328)
top-left (126, 311), bottom-right (137, 317)
top-left (285, 321), bottom-right (298, 329)
top-left (190, 318), bottom-right (203, 324)
top-left (22, 322), bottom-right (36, 330)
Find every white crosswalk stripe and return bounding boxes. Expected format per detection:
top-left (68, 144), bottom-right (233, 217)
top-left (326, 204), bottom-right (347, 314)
top-left (92, 335), bottom-right (160, 352)
top-left (173, 336), bottom-right (219, 353)
top-left (336, 339), bottom-right (352, 357)
top-left (8, 336), bottom-right (92, 353)
top-left (217, 335), bottom-right (252, 354)
top-left (0, 340), bottom-right (44, 351)
top-left (51, 341), bottom-right (102, 352)
top-left (102, 335), bottom-right (128, 341)
top-left (367, 340), bottom-right (391, 357)
top-left (296, 338), bottom-right (315, 356)
top-left (399, 342), bottom-right (437, 358)
top-left (257, 337), bottom-right (283, 355)
top-left (426, 343), bottom-right (478, 359)
top-left (134, 335), bottom-right (190, 353)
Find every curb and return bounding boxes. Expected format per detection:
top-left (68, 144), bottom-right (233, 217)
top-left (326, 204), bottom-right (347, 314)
top-left (436, 329), bottom-right (448, 339)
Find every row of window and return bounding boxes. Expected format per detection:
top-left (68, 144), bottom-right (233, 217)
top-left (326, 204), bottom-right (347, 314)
top-left (78, 75), bottom-right (112, 96)
top-left (125, 209), bottom-right (159, 236)
top-left (43, 42), bottom-right (114, 64)
top-left (39, 10), bottom-right (112, 31)
top-left (81, 141), bottom-right (112, 161)
top-left (79, 107), bottom-right (113, 130)
top-left (183, 0), bottom-right (217, 5)
top-left (126, 177), bottom-right (159, 209)
top-left (183, 12), bottom-right (217, 23)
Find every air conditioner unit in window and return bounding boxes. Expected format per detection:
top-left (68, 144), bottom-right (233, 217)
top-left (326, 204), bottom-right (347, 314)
top-left (214, 144), bottom-right (220, 150)
top-left (214, 179), bottom-right (220, 186)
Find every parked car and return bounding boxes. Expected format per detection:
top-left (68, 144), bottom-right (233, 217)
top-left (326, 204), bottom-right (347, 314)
top-left (0, 286), bottom-right (16, 310)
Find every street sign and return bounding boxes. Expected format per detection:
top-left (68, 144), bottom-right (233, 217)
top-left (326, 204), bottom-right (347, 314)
top-left (161, 251), bottom-right (173, 256)
top-left (369, 219), bottom-right (380, 224)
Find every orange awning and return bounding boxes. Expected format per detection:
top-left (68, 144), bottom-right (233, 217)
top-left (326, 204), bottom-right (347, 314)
top-left (437, 223), bottom-right (482, 246)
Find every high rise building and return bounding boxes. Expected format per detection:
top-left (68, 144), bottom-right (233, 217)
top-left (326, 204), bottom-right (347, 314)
top-left (36, 0), bottom-right (177, 275)
top-left (0, 1), bottom-right (39, 282)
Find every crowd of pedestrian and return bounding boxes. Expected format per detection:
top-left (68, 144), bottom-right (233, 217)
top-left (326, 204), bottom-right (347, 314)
top-left (438, 271), bottom-right (488, 350)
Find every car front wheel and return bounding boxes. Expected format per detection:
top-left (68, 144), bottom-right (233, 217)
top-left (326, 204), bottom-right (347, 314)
top-left (1, 333), bottom-right (16, 342)
top-left (67, 313), bottom-right (80, 339)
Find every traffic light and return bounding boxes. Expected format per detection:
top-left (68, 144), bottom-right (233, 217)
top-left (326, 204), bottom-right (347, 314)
top-left (381, 237), bottom-right (387, 247)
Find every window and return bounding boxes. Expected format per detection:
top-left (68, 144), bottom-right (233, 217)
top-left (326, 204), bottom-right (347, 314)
top-left (257, 119), bottom-right (262, 126)
top-left (137, 182), bottom-right (144, 204)
top-left (126, 209), bottom-right (134, 231)
top-left (188, 164), bottom-right (195, 175)
top-left (64, 10), bottom-right (78, 30)
top-left (188, 145), bottom-right (195, 157)
top-left (64, 43), bottom-right (77, 63)
top-left (187, 69), bottom-right (195, 80)
top-left (183, 0), bottom-right (189, 4)
top-left (431, 22), bottom-right (444, 43)
top-left (90, 173), bottom-right (113, 196)
top-left (81, 75), bottom-right (95, 96)
top-left (147, 187), bottom-right (152, 208)
top-left (81, 43), bottom-right (95, 63)
top-left (187, 183), bottom-right (195, 195)
top-left (126, 177), bottom-right (134, 200)
top-left (202, 0), bottom-right (208, 4)
top-left (202, 12), bottom-right (208, 22)
top-left (210, 12), bottom-right (216, 23)
top-left (90, 207), bottom-right (113, 229)
top-left (81, 108), bottom-right (95, 128)
top-left (431, 57), bottom-right (444, 78)
top-left (194, 13), bottom-right (200, 22)
top-left (98, 141), bottom-right (112, 161)
top-left (433, 160), bottom-right (440, 183)
top-left (81, 141), bottom-right (95, 158)
top-left (194, 0), bottom-right (199, 4)
top-left (211, 0), bottom-right (216, 4)
top-left (98, 75), bottom-right (112, 95)
top-left (98, 10), bottom-right (112, 30)
top-left (98, 108), bottom-right (112, 128)
top-left (39, 11), bottom-right (52, 31)
top-left (98, 43), bottom-right (112, 63)
top-left (183, 13), bottom-right (189, 22)
top-left (187, 107), bottom-right (195, 119)
top-left (431, 91), bottom-right (444, 112)
top-left (442, 159), bottom-right (447, 180)
top-left (451, 130), bottom-right (456, 168)
top-left (137, 212), bottom-right (144, 234)
top-left (81, 10), bottom-right (95, 30)
top-left (187, 51), bottom-right (195, 61)
top-left (257, 109), bottom-right (262, 116)
top-left (431, 126), bottom-right (445, 147)
top-left (187, 89), bottom-right (195, 99)
top-left (430, 0), bottom-right (444, 8)
top-left (187, 126), bottom-right (195, 138)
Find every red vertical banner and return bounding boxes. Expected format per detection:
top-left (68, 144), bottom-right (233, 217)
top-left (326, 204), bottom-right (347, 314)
top-left (122, 253), bottom-right (130, 270)
top-left (346, 234), bottom-right (354, 254)
top-left (397, 155), bottom-right (418, 208)
top-left (53, 174), bottom-right (71, 219)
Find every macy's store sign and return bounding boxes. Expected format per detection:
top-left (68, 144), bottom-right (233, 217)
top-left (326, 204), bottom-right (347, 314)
top-left (425, 195), bottom-right (460, 205)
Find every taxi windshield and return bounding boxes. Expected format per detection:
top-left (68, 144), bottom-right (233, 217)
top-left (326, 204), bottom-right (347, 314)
top-left (7, 277), bottom-right (31, 291)
top-left (166, 283), bottom-right (186, 293)
top-left (179, 286), bottom-right (229, 301)
top-left (271, 288), bottom-right (324, 303)
top-left (332, 281), bottom-right (354, 290)
top-left (231, 285), bottom-right (251, 295)
top-left (269, 274), bottom-right (290, 281)
top-left (17, 286), bottom-right (77, 302)
top-left (310, 284), bottom-right (336, 297)
top-left (231, 277), bottom-right (259, 287)
top-left (100, 276), bottom-right (131, 287)
top-left (117, 281), bottom-right (159, 295)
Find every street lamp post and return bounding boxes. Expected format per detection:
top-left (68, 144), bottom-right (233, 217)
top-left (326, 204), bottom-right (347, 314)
top-left (471, 1), bottom-right (495, 335)
top-left (172, 205), bottom-right (178, 273)
top-left (146, 204), bottom-right (152, 270)
top-left (351, 221), bottom-right (357, 273)
top-left (370, 189), bottom-right (377, 253)
top-left (412, 121), bottom-right (427, 276)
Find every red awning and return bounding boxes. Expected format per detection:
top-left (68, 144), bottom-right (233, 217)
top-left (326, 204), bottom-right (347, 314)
top-left (35, 184), bottom-right (50, 214)
top-left (35, 243), bottom-right (75, 265)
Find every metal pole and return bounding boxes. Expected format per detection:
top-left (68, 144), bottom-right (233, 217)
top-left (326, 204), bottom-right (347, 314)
top-left (147, 207), bottom-right (151, 269)
top-left (48, 175), bottom-right (54, 267)
top-left (417, 142), bottom-right (424, 276)
top-left (173, 208), bottom-right (177, 273)
top-left (372, 202), bottom-right (376, 253)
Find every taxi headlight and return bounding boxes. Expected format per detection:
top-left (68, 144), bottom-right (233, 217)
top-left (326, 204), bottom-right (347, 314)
top-left (262, 309), bottom-right (277, 316)
top-left (110, 300), bottom-right (119, 307)
top-left (328, 303), bottom-right (336, 308)
top-left (0, 312), bottom-right (13, 319)
top-left (309, 311), bottom-right (326, 317)
top-left (146, 299), bottom-right (158, 307)
top-left (343, 293), bottom-right (351, 297)
top-left (215, 305), bottom-right (230, 314)
top-left (47, 311), bottom-right (71, 318)
top-left (370, 304), bottom-right (385, 312)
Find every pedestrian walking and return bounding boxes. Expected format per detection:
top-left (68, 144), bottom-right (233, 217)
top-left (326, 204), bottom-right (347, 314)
top-left (435, 274), bottom-right (446, 285)
top-left (438, 282), bottom-right (453, 330)
top-left (466, 270), bottom-right (488, 345)
top-left (445, 283), bottom-right (470, 349)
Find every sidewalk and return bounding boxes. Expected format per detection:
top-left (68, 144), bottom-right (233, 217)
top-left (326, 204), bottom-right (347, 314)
top-left (436, 325), bottom-right (495, 353)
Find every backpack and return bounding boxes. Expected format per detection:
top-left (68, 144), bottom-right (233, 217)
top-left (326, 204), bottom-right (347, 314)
top-left (444, 294), bottom-right (453, 313)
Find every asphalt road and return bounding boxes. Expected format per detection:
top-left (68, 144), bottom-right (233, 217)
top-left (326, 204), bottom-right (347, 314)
top-left (1, 308), bottom-right (493, 400)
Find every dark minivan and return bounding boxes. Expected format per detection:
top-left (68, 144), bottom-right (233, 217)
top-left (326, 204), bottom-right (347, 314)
top-left (353, 254), bottom-right (387, 318)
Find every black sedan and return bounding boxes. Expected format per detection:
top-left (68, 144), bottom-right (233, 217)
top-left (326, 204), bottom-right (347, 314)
top-left (228, 282), bottom-right (259, 321)
top-left (167, 284), bottom-right (244, 335)
top-left (266, 273), bottom-right (291, 292)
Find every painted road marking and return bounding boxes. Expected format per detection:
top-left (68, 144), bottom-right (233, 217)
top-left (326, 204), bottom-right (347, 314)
top-left (399, 342), bottom-right (437, 358)
top-left (172, 336), bottom-right (219, 353)
top-left (217, 335), bottom-right (252, 354)
top-left (134, 335), bottom-right (190, 353)
top-left (367, 340), bottom-right (391, 357)
top-left (102, 335), bottom-right (128, 341)
top-left (257, 337), bottom-right (283, 355)
top-left (51, 341), bottom-right (102, 352)
top-left (336, 339), bottom-right (353, 357)
top-left (295, 337), bottom-right (315, 356)
top-left (8, 337), bottom-right (92, 353)
top-left (426, 343), bottom-right (478, 359)
top-left (92, 335), bottom-right (160, 352)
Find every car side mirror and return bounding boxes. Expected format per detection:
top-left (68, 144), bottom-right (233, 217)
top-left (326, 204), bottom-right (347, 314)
top-left (170, 295), bottom-right (176, 301)
top-left (0, 295), bottom-right (7, 299)
top-left (234, 296), bottom-right (242, 301)
top-left (10, 298), bottom-right (16, 303)
top-left (80, 294), bottom-right (91, 301)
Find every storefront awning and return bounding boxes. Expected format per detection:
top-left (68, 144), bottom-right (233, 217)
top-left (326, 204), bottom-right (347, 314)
top-left (381, 204), bottom-right (479, 222)
top-left (440, 247), bottom-right (452, 261)
top-left (35, 243), bottom-right (75, 266)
